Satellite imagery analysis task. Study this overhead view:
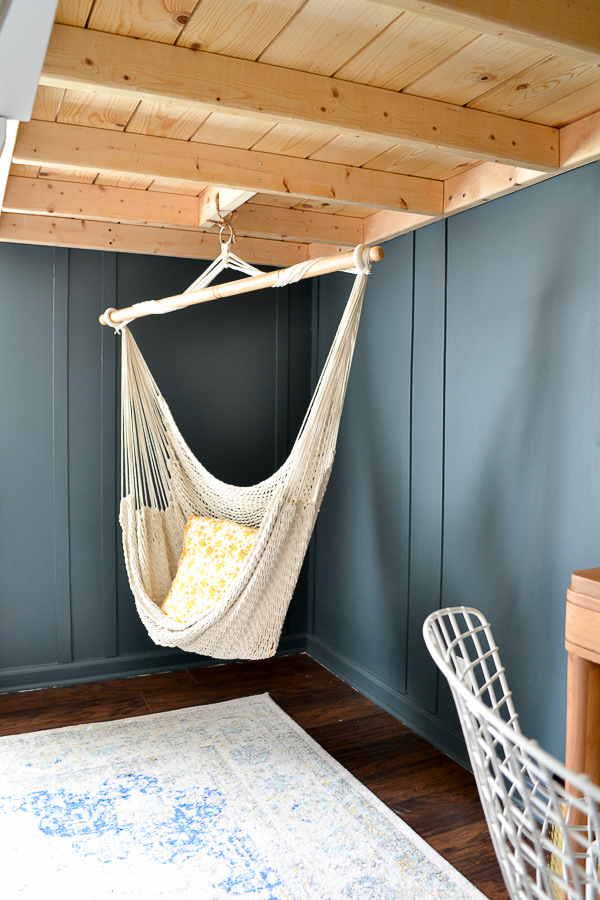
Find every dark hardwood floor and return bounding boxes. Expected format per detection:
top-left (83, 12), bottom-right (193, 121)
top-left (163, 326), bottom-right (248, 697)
top-left (0, 652), bottom-right (508, 898)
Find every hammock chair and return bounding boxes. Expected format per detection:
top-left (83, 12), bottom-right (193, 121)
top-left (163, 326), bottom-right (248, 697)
top-left (101, 243), bottom-right (382, 660)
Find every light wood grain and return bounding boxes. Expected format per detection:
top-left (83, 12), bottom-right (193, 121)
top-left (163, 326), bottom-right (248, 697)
top-left (528, 80), bottom-right (600, 128)
top-left (125, 101), bottom-right (209, 140)
top-left (87, 0), bottom-right (197, 44)
top-left (369, 0), bottom-right (600, 65)
top-left (14, 121), bottom-right (445, 214)
top-left (40, 24), bottom-right (560, 169)
top-left (95, 172), bottom-right (155, 190)
top-left (565, 653), bottom-right (600, 788)
top-left (190, 111), bottom-right (276, 150)
top-left (8, 164), bottom-right (40, 179)
top-left (334, 11), bottom-right (476, 90)
top-left (0, 212), bottom-right (308, 264)
top-left (252, 124), bottom-right (330, 159)
top-left (31, 86), bottom-right (64, 123)
top-left (471, 56), bottom-right (600, 121)
top-left (309, 134), bottom-right (398, 167)
top-left (38, 164), bottom-right (97, 184)
top-left (177, 0), bottom-right (305, 59)
top-left (258, 0), bottom-right (401, 76)
top-left (443, 161), bottom-right (547, 213)
top-left (2, 176), bottom-right (362, 245)
top-left (404, 34), bottom-right (548, 107)
top-left (3, 175), bottom-right (201, 227)
top-left (55, 0), bottom-right (94, 27)
top-left (2, 0), bottom-right (600, 260)
top-left (367, 144), bottom-right (477, 180)
top-left (566, 596), bottom-right (600, 665)
top-left (560, 108), bottom-right (600, 168)
top-left (231, 202), bottom-right (364, 245)
top-left (363, 208), bottom-right (436, 243)
top-left (57, 90), bottom-right (138, 130)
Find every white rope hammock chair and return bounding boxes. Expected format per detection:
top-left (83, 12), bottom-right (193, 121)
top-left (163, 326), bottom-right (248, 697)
top-left (105, 243), bottom-right (378, 660)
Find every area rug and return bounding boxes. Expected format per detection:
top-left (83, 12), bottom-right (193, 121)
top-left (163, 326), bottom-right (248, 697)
top-left (0, 693), bottom-right (487, 899)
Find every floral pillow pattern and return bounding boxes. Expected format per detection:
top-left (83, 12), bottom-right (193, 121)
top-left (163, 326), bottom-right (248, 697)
top-left (161, 516), bottom-right (257, 625)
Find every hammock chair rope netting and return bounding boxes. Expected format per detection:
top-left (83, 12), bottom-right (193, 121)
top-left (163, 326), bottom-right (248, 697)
top-left (115, 244), bottom-right (374, 660)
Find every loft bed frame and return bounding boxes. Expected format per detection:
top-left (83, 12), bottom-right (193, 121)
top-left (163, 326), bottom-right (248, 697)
top-left (0, 0), bottom-right (599, 269)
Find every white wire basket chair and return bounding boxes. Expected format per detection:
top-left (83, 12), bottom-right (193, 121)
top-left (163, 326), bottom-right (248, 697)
top-left (422, 606), bottom-right (600, 900)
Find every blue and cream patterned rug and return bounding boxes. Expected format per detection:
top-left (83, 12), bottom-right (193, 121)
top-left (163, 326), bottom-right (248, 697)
top-left (0, 693), bottom-right (486, 898)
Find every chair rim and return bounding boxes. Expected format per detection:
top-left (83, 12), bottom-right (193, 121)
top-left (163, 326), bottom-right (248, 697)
top-left (422, 605), bottom-right (600, 807)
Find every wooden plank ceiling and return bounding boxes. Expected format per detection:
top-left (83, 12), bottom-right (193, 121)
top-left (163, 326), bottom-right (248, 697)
top-left (1, 0), bottom-right (599, 266)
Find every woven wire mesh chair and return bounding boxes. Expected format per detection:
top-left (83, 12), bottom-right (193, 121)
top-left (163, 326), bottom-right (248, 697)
top-left (423, 606), bottom-right (600, 900)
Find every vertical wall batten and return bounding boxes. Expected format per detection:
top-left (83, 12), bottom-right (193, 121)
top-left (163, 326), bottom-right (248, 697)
top-left (305, 278), bottom-right (321, 640)
top-left (100, 253), bottom-right (118, 658)
top-left (436, 221), bottom-right (450, 718)
top-left (403, 233), bottom-right (416, 697)
top-left (52, 247), bottom-right (72, 664)
top-left (406, 222), bottom-right (447, 711)
top-left (274, 286), bottom-right (290, 472)
top-left (275, 285), bottom-right (291, 643)
top-left (0, 244), bottom-right (57, 669)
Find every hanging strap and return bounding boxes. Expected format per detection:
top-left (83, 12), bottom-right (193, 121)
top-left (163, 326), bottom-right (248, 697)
top-left (184, 224), bottom-right (264, 292)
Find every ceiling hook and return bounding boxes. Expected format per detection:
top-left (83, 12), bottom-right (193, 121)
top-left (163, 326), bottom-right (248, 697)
top-left (218, 219), bottom-right (235, 247)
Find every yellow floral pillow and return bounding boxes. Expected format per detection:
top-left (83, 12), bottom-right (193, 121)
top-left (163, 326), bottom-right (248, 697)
top-left (161, 516), bottom-right (258, 625)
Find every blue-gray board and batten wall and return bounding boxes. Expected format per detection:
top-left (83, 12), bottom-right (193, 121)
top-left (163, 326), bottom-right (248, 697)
top-left (1, 160), bottom-right (598, 767)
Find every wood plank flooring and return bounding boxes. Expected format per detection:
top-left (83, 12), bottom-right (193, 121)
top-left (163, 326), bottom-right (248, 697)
top-left (0, 652), bottom-right (507, 898)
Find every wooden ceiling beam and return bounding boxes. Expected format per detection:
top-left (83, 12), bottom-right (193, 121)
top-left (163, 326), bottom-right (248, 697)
top-left (217, 190), bottom-right (257, 216)
top-left (560, 108), bottom-right (600, 169)
top-left (3, 174), bottom-right (201, 226)
top-left (443, 162), bottom-right (549, 214)
top-left (363, 163), bottom-right (553, 244)
top-left (363, 209), bottom-right (437, 244)
top-left (368, 0), bottom-right (600, 65)
top-left (0, 211), bottom-right (309, 265)
top-left (2, 175), bottom-right (363, 245)
top-left (40, 24), bottom-right (559, 170)
top-left (197, 187), bottom-right (257, 227)
top-left (13, 120), bottom-right (444, 215)
top-left (228, 203), bottom-right (363, 246)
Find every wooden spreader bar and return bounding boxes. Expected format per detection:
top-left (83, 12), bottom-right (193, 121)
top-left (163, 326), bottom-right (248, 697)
top-left (100, 245), bottom-right (384, 328)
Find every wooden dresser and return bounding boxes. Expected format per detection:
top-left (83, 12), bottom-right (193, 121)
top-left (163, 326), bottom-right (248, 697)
top-left (565, 568), bottom-right (600, 783)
